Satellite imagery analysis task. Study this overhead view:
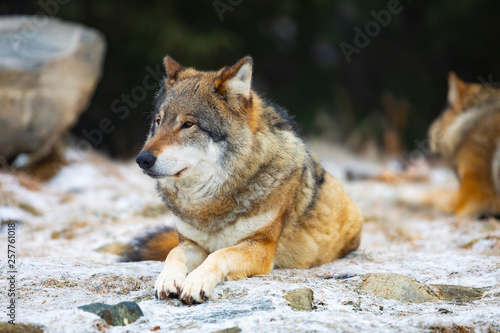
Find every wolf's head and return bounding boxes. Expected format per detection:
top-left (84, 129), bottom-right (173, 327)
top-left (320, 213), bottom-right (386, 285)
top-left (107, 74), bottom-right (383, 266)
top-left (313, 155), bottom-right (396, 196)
top-left (136, 56), bottom-right (255, 182)
top-left (429, 72), bottom-right (500, 159)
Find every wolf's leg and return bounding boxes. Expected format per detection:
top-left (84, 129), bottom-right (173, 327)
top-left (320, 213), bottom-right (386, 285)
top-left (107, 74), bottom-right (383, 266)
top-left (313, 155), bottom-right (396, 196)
top-left (425, 188), bottom-right (459, 214)
top-left (155, 240), bottom-right (208, 299)
top-left (179, 236), bottom-right (277, 304)
top-left (453, 139), bottom-right (500, 217)
top-left (454, 174), bottom-right (496, 218)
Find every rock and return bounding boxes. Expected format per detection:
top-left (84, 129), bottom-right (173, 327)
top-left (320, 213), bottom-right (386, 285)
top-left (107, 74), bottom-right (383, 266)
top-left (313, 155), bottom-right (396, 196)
top-left (428, 324), bottom-right (476, 333)
top-left (360, 273), bottom-right (436, 303)
top-left (358, 273), bottom-right (487, 304)
top-left (0, 16), bottom-right (106, 163)
top-left (215, 328), bottom-right (242, 333)
top-left (78, 301), bottom-right (143, 326)
top-left (430, 285), bottom-right (486, 303)
top-left (0, 323), bottom-right (43, 333)
top-left (334, 273), bottom-right (356, 280)
top-left (283, 288), bottom-right (314, 311)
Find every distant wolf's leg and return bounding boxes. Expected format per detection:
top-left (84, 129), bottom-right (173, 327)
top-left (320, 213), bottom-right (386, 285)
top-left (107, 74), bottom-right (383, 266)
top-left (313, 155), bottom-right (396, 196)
top-left (155, 240), bottom-right (208, 300)
top-left (179, 234), bottom-right (277, 305)
top-left (454, 175), bottom-right (495, 218)
top-left (425, 188), bottom-right (459, 214)
top-left (453, 140), bottom-right (500, 218)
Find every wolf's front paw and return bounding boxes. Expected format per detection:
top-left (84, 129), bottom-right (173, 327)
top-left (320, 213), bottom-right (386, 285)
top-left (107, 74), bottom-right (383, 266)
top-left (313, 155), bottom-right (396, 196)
top-left (179, 268), bottom-right (219, 305)
top-left (155, 265), bottom-right (188, 300)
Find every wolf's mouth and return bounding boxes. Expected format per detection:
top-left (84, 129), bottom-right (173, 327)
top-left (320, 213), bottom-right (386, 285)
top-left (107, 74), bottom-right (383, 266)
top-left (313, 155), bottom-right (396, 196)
top-left (143, 167), bottom-right (188, 179)
top-left (173, 167), bottom-right (188, 178)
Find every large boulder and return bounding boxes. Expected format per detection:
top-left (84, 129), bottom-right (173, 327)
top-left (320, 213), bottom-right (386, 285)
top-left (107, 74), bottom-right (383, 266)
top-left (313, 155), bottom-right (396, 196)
top-left (360, 273), bottom-right (436, 303)
top-left (0, 16), bottom-right (105, 163)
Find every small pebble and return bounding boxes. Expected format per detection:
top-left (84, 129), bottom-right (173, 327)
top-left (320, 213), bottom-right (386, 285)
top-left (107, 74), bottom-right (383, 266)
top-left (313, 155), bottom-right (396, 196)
top-left (283, 288), bottom-right (314, 311)
top-left (78, 301), bottom-right (144, 326)
top-left (438, 308), bottom-right (452, 314)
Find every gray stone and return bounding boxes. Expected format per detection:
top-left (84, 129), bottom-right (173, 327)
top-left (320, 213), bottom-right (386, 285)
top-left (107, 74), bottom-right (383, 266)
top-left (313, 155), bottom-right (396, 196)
top-left (430, 284), bottom-right (486, 303)
top-left (283, 288), bottom-right (314, 311)
top-left (78, 301), bottom-right (143, 326)
top-left (215, 328), bottom-right (242, 333)
top-left (437, 308), bottom-right (452, 314)
top-left (0, 323), bottom-right (43, 333)
top-left (428, 324), bottom-right (476, 332)
top-left (0, 16), bottom-right (105, 162)
top-left (360, 273), bottom-right (436, 303)
top-left (358, 274), bottom-right (489, 305)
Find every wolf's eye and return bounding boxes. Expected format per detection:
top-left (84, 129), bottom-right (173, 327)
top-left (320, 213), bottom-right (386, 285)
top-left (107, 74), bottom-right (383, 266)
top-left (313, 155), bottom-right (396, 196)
top-left (181, 121), bottom-right (194, 129)
top-left (155, 118), bottom-right (160, 126)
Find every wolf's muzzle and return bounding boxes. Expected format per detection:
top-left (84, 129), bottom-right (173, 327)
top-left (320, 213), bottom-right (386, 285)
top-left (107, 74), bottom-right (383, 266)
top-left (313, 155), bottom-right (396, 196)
top-left (136, 151), bottom-right (156, 170)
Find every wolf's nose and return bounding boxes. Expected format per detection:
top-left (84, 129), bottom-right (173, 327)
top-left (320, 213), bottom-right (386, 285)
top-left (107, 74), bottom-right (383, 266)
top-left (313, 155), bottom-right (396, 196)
top-left (136, 151), bottom-right (156, 170)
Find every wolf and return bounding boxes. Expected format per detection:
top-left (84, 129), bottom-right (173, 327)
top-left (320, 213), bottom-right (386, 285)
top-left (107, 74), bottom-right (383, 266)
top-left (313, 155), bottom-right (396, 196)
top-left (132, 55), bottom-right (363, 304)
top-left (428, 72), bottom-right (500, 218)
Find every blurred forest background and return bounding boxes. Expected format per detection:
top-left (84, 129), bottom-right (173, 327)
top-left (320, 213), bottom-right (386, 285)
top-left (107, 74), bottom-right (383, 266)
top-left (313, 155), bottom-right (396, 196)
top-left (3, 0), bottom-right (500, 158)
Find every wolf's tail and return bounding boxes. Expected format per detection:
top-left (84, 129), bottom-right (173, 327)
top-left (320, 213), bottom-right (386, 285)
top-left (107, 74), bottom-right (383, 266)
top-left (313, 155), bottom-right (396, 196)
top-left (120, 226), bottom-right (179, 262)
top-left (494, 140), bottom-right (500, 196)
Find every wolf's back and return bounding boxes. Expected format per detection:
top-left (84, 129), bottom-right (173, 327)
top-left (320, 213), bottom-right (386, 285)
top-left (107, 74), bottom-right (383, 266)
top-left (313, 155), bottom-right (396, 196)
top-left (121, 226), bottom-right (179, 262)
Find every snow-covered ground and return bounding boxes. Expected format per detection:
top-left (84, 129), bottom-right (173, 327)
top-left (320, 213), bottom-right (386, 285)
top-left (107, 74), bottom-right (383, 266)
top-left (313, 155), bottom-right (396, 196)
top-left (1, 142), bottom-right (499, 332)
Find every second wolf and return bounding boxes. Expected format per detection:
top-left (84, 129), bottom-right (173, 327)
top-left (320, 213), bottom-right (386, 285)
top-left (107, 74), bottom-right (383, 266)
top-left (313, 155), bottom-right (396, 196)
top-left (132, 55), bottom-right (363, 304)
top-left (428, 72), bottom-right (500, 218)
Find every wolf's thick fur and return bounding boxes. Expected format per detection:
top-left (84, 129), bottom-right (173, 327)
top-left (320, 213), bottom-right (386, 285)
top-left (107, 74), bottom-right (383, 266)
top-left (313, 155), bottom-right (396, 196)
top-left (121, 226), bottom-right (179, 262)
top-left (428, 72), bottom-right (500, 217)
top-left (134, 56), bottom-right (363, 304)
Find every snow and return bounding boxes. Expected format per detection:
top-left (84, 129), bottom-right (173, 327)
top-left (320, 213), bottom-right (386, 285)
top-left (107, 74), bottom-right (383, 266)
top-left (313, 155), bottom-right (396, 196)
top-left (0, 143), bottom-right (499, 332)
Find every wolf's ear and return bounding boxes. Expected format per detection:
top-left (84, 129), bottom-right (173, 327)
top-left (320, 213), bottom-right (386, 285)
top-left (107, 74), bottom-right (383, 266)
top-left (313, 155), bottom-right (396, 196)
top-left (164, 56), bottom-right (185, 81)
top-left (215, 56), bottom-right (253, 99)
top-left (447, 71), bottom-right (466, 105)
